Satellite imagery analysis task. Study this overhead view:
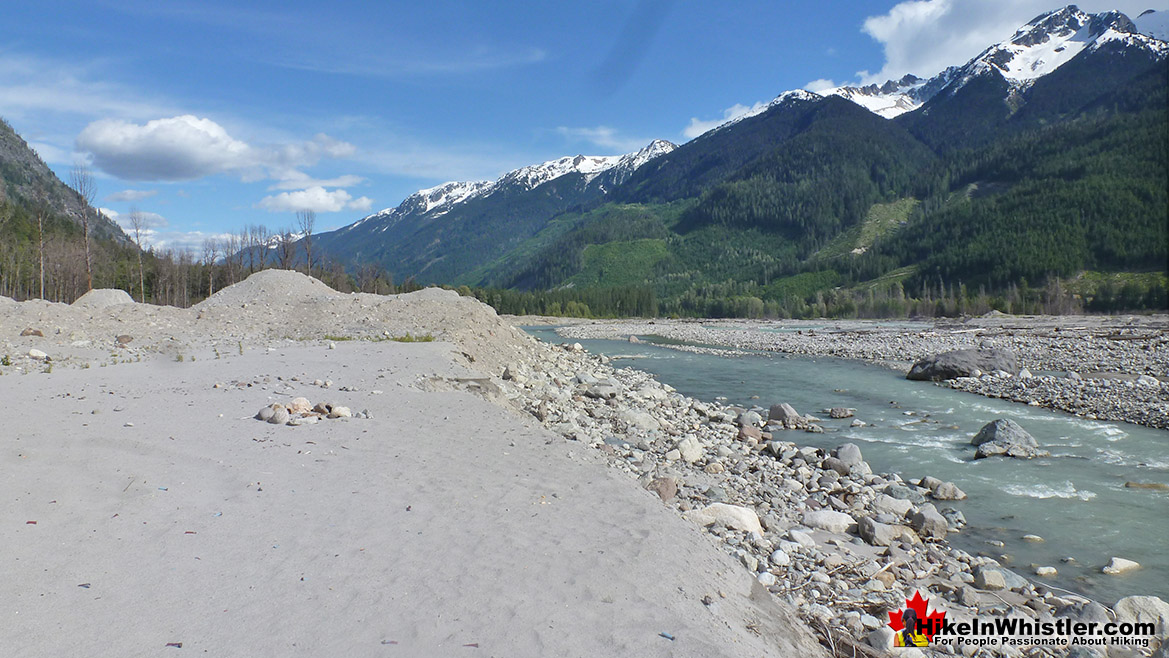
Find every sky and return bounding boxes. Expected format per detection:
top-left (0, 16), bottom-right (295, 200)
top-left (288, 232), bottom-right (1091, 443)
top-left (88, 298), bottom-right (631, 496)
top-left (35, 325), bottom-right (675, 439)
top-left (1, 0), bottom-right (1164, 251)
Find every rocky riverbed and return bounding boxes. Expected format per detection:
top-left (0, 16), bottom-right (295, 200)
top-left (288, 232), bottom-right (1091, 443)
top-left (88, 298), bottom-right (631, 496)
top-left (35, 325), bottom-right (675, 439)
top-left (4, 277), bottom-right (1166, 656)
top-left (552, 317), bottom-right (1169, 430)
top-left (492, 338), bottom-right (1169, 656)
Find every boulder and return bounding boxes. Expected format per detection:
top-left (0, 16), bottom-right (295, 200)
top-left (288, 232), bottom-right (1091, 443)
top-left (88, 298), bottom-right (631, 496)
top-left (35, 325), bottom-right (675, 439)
top-left (1114, 596), bottom-right (1169, 636)
top-left (618, 409), bottom-right (660, 431)
top-left (801, 510), bottom-right (855, 534)
top-left (835, 443), bottom-right (863, 467)
top-left (287, 397), bottom-right (313, 414)
top-left (906, 348), bottom-right (1018, 381)
top-left (268, 406), bottom-right (290, 425)
top-left (769, 403), bottom-right (801, 422)
top-left (871, 494), bottom-right (913, 517)
top-left (737, 410), bottom-right (762, 427)
top-left (28, 348), bottom-right (49, 360)
top-left (828, 407), bottom-right (854, 419)
top-left (20, 328), bottom-right (44, 337)
top-left (683, 503), bottom-right (763, 534)
top-left (972, 418), bottom-right (1048, 459)
top-left (1103, 557), bottom-right (1141, 575)
top-left (974, 568), bottom-right (1007, 591)
top-left (646, 477), bottom-right (677, 502)
top-left (676, 436), bottom-right (703, 463)
top-left (909, 504), bottom-right (948, 539)
top-left (857, 517), bottom-right (899, 546)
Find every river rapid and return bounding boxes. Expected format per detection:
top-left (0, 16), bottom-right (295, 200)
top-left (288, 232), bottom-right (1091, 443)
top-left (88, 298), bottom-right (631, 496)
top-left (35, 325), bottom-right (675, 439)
top-left (525, 327), bottom-right (1169, 605)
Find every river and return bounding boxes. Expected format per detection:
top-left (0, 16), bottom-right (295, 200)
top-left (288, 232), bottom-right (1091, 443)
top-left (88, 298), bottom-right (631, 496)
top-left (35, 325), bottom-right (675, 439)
top-left (523, 326), bottom-right (1169, 605)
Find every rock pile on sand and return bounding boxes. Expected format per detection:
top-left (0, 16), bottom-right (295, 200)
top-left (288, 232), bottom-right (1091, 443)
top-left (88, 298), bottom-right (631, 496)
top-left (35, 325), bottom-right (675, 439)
top-left (72, 288), bottom-right (136, 308)
top-left (255, 397), bottom-right (363, 426)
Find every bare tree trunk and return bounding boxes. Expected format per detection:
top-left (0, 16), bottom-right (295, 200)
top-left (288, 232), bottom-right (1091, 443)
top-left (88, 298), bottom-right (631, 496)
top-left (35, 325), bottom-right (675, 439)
top-left (297, 210), bottom-right (315, 276)
top-left (69, 164), bottom-right (96, 291)
top-left (37, 206), bottom-right (45, 300)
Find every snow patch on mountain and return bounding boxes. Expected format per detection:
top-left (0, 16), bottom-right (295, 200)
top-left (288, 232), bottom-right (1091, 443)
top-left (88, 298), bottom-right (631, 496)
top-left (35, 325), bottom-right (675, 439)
top-left (698, 90), bottom-right (822, 137)
top-left (343, 140), bottom-right (677, 233)
top-left (953, 6), bottom-right (1167, 92)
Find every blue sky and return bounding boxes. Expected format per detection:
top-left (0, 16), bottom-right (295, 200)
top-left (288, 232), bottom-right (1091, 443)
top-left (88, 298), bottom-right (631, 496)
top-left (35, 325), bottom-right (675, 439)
top-left (1, 0), bottom-right (1163, 251)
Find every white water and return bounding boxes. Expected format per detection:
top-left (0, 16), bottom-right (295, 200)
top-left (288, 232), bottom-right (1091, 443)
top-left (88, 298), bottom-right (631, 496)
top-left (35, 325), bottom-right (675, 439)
top-left (527, 327), bottom-right (1169, 605)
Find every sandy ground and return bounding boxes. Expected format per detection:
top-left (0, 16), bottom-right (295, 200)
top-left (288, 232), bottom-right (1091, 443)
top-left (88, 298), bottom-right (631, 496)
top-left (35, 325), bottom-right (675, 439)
top-left (1, 300), bottom-right (826, 656)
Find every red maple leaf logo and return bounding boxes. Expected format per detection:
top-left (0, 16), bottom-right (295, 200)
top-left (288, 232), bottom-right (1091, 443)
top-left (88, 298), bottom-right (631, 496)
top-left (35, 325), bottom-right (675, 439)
top-left (887, 590), bottom-right (947, 641)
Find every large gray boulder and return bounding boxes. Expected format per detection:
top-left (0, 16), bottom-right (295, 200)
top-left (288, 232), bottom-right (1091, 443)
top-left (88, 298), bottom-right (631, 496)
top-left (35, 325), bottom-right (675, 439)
top-left (972, 419), bottom-right (1048, 459)
top-left (907, 348), bottom-right (1018, 381)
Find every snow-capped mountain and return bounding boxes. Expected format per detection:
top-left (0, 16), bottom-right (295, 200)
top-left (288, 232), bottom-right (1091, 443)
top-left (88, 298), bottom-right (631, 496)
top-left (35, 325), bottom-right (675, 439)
top-left (943, 6), bottom-right (1167, 97)
top-left (820, 71), bottom-right (959, 119)
top-left (699, 90), bottom-right (822, 137)
top-left (346, 139), bottom-right (677, 233)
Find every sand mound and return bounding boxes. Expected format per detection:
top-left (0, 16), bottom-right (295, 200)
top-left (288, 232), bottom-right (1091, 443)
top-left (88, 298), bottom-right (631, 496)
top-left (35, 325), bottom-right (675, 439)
top-left (195, 269), bottom-right (342, 309)
top-left (72, 288), bottom-right (135, 308)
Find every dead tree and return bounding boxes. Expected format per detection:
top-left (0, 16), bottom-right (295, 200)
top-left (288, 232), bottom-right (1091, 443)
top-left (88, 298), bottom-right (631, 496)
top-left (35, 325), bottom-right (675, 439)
top-left (68, 164), bottom-right (96, 291)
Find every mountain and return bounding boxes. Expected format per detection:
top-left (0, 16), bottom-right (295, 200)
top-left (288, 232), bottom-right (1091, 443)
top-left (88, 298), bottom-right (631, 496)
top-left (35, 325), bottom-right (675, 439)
top-left (897, 6), bottom-right (1168, 150)
top-left (311, 139), bottom-right (676, 283)
top-left (309, 5), bottom-right (1165, 317)
top-left (1, 118), bottom-right (127, 243)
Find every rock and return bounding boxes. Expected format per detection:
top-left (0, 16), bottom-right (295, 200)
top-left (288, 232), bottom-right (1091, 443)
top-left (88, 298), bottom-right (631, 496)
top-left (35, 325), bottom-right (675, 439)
top-left (883, 484), bottom-right (926, 504)
top-left (737, 410), bottom-right (762, 427)
top-left (1114, 595), bottom-right (1169, 635)
top-left (958, 585), bottom-right (979, 606)
top-left (20, 328), bottom-right (44, 337)
top-left (1125, 482), bottom-right (1169, 491)
top-left (1023, 534), bottom-right (1044, 543)
top-left (756, 572), bottom-right (777, 587)
top-left (618, 409), bottom-right (660, 431)
top-left (801, 510), bottom-right (855, 534)
top-left (255, 406), bottom-right (275, 422)
top-left (866, 627), bottom-right (895, 651)
top-left (768, 402), bottom-right (801, 422)
top-left (1035, 566), bottom-right (1057, 577)
top-left (788, 529), bottom-right (815, 548)
top-left (1136, 375), bottom-right (1161, 388)
top-left (268, 406), bottom-right (290, 425)
top-left (676, 436), bottom-right (703, 463)
top-left (327, 406), bottom-right (352, 419)
top-left (907, 348), bottom-right (1018, 381)
top-left (821, 457), bottom-right (851, 476)
top-left (835, 443), bottom-right (863, 466)
top-left (974, 567), bottom-right (1007, 590)
top-left (828, 407), bottom-right (854, 419)
top-left (647, 477), bottom-right (677, 502)
top-left (910, 504), bottom-right (948, 539)
top-left (972, 418), bottom-right (1048, 459)
top-left (872, 494), bottom-right (913, 517)
top-left (932, 481), bottom-right (967, 500)
top-left (287, 397), bottom-right (313, 414)
top-left (703, 462), bottom-right (725, 475)
top-left (683, 503), bottom-right (763, 534)
top-left (737, 425), bottom-right (763, 442)
top-left (1103, 557), bottom-right (1140, 575)
top-left (769, 549), bottom-right (791, 566)
top-left (28, 348), bottom-right (48, 360)
top-left (858, 517), bottom-right (899, 547)
top-left (1018, 368), bottom-right (1033, 379)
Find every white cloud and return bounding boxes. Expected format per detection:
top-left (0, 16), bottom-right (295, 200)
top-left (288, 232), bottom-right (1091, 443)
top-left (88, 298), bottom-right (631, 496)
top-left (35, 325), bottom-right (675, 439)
top-left (106, 189), bottom-right (159, 202)
top-left (554, 126), bottom-right (647, 153)
top-left (26, 141), bottom-right (78, 166)
top-left (857, 0), bottom-right (1165, 84)
top-left (0, 53), bottom-right (175, 123)
top-left (78, 115), bottom-right (253, 181)
top-left (804, 79), bottom-right (838, 93)
top-left (256, 186), bottom-right (372, 213)
top-left (101, 206), bottom-right (235, 252)
top-left (682, 101), bottom-right (771, 140)
top-left (75, 115), bottom-right (358, 183)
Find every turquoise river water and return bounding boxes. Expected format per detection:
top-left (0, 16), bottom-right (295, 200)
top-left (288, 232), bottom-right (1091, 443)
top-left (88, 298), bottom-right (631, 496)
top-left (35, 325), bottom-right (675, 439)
top-left (524, 327), bottom-right (1169, 605)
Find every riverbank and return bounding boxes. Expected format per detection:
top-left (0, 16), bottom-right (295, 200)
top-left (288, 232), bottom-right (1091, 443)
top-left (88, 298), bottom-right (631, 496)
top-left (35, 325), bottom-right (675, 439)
top-left (549, 316), bottom-right (1169, 429)
top-left (4, 278), bottom-right (1164, 656)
